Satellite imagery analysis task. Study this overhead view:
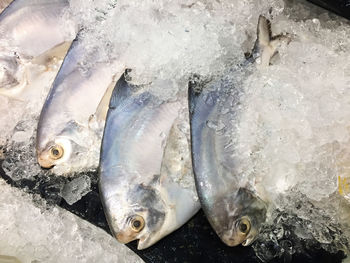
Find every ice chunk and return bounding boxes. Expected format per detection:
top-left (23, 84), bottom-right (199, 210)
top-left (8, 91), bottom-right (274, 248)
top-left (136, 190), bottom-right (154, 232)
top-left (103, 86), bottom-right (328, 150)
top-left (0, 62), bottom-right (61, 146)
top-left (67, 0), bottom-right (285, 101)
top-left (224, 1), bottom-right (350, 205)
top-left (60, 175), bottom-right (92, 205)
top-left (0, 179), bottom-right (143, 263)
top-left (2, 130), bottom-right (42, 182)
top-left (253, 192), bottom-right (349, 262)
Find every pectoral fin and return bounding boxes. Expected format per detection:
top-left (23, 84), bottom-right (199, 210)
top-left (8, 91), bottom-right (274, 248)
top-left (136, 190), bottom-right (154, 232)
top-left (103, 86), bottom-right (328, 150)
top-left (93, 74), bottom-right (120, 121)
top-left (31, 41), bottom-right (72, 68)
top-left (88, 69), bottom-right (130, 130)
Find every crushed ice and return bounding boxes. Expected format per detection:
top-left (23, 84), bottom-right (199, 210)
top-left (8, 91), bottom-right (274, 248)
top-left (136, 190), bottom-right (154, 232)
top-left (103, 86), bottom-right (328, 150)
top-left (0, 180), bottom-right (143, 263)
top-left (0, 0), bottom-right (350, 261)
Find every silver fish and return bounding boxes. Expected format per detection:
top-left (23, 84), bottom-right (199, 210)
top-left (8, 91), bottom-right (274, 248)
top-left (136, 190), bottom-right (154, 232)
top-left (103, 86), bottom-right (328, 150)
top-left (0, 0), bottom-right (13, 13)
top-left (0, 0), bottom-right (77, 97)
top-left (0, 255), bottom-right (20, 263)
top-left (36, 34), bottom-right (122, 172)
top-left (189, 16), bottom-right (290, 246)
top-left (99, 72), bottom-right (199, 249)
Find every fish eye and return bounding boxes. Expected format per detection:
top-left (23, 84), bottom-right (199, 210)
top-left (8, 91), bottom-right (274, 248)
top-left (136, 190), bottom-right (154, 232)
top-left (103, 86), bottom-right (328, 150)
top-left (49, 145), bottom-right (64, 160)
top-left (130, 215), bottom-right (145, 233)
top-left (238, 218), bottom-right (251, 235)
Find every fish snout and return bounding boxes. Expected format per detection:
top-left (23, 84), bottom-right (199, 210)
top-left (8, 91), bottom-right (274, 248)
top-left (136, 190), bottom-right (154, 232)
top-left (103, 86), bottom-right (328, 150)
top-left (221, 236), bottom-right (245, 247)
top-left (115, 229), bottom-right (138, 244)
top-left (220, 230), bottom-right (247, 247)
top-left (116, 231), bottom-right (153, 250)
top-left (136, 235), bottom-right (156, 250)
top-left (37, 152), bottom-right (55, 168)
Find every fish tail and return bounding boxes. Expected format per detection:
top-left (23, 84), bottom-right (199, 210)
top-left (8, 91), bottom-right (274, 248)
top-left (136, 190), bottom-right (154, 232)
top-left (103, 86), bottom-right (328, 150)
top-left (249, 15), bottom-right (291, 67)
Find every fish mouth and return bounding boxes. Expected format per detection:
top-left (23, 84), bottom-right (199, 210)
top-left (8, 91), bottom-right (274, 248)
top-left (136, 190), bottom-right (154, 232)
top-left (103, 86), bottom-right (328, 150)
top-left (222, 237), bottom-right (243, 247)
top-left (220, 232), bottom-right (246, 247)
top-left (241, 237), bottom-right (254, 246)
top-left (221, 232), bottom-right (256, 247)
top-left (136, 235), bottom-right (156, 250)
top-left (115, 231), bottom-right (155, 250)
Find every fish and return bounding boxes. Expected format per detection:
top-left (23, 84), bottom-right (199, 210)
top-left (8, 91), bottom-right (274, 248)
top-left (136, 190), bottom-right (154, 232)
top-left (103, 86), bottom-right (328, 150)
top-left (188, 16), bottom-right (290, 246)
top-left (99, 71), bottom-right (200, 249)
top-left (36, 34), bottom-right (123, 173)
top-left (0, 0), bottom-right (13, 13)
top-left (0, 255), bottom-right (21, 263)
top-left (0, 0), bottom-right (77, 97)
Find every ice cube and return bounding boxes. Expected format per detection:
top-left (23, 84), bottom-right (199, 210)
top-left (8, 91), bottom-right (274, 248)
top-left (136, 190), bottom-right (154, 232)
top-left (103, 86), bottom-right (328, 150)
top-left (60, 175), bottom-right (92, 205)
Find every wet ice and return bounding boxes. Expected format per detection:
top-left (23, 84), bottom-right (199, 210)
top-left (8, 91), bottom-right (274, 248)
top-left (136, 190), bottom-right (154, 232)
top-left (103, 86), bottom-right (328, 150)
top-left (253, 191), bottom-right (350, 262)
top-left (0, 0), bottom-right (350, 260)
top-left (0, 180), bottom-right (143, 263)
top-left (60, 175), bottom-right (91, 205)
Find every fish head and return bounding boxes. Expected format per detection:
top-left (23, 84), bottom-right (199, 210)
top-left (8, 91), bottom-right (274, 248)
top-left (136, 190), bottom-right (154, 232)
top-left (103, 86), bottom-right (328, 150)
top-left (102, 178), bottom-right (172, 250)
top-left (212, 188), bottom-right (266, 246)
top-left (0, 51), bottom-right (27, 95)
top-left (36, 120), bottom-right (92, 169)
top-left (36, 136), bottom-right (73, 169)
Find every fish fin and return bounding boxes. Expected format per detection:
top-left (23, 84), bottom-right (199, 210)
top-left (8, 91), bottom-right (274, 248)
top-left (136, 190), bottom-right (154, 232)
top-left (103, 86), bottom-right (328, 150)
top-left (31, 41), bottom-right (72, 68)
top-left (250, 15), bottom-right (291, 67)
top-left (257, 15), bottom-right (272, 48)
top-left (109, 69), bottom-right (134, 110)
top-left (270, 33), bottom-right (292, 49)
top-left (91, 71), bottom-right (123, 127)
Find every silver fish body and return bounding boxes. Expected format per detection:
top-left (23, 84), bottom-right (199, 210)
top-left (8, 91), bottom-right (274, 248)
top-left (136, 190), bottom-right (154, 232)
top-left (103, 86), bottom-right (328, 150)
top-left (99, 72), bottom-right (199, 249)
top-left (36, 35), bottom-right (121, 173)
top-left (189, 75), bottom-right (267, 246)
top-left (0, 0), bottom-right (77, 96)
top-left (188, 16), bottom-right (290, 246)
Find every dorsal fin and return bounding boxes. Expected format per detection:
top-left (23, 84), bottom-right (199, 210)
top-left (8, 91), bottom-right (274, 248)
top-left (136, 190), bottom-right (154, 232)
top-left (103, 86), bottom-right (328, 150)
top-left (109, 69), bottom-right (133, 109)
top-left (31, 41), bottom-right (72, 67)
